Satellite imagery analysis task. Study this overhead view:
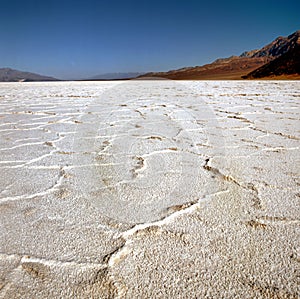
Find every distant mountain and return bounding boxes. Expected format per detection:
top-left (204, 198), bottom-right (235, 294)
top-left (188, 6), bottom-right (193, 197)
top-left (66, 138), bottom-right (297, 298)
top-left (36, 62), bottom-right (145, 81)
top-left (140, 57), bottom-right (269, 80)
top-left (0, 68), bottom-right (58, 82)
top-left (88, 72), bottom-right (145, 80)
top-left (2, 31), bottom-right (298, 82)
top-left (241, 30), bottom-right (300, 59)
top-left (243, 32), bottom-right (300, 79)
top-left (140, 30), bottom-right (300, 80)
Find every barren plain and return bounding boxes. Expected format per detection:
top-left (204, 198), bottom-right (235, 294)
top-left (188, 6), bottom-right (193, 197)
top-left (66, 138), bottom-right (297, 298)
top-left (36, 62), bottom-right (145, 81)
top-left (0, 80), bottom-right (299, 298)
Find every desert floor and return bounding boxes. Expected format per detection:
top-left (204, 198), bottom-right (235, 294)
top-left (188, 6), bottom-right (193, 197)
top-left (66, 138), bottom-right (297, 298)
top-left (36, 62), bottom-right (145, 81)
top-left (0, 80), bottom-right (299, 298)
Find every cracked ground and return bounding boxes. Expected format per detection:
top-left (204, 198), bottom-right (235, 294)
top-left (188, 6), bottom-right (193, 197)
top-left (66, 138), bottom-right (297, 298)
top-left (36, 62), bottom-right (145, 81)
top-left (0, 80), bottom-right (299, 298)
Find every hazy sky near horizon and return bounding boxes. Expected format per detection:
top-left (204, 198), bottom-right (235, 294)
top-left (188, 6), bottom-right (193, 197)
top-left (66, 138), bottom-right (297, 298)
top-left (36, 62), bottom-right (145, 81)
top-left (1, 0), bottom-right (299, 79)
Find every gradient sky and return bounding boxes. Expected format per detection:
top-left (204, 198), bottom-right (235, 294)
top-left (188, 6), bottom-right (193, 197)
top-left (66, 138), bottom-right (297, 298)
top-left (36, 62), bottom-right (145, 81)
top-left (1, 0), bottom-right (299, 79)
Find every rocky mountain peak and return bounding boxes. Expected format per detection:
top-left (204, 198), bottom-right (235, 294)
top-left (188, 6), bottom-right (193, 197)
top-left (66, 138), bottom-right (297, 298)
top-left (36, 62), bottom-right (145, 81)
top-left (240, 30), bottom-right (300, 59)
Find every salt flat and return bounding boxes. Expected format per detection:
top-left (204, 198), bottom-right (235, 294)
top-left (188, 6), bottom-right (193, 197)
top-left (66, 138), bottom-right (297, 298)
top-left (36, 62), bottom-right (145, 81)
top-left (0, 80), bottom-right (299, 298)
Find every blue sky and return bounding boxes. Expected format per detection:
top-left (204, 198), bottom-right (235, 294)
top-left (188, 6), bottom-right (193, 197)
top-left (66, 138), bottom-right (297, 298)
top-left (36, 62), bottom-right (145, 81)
top-left (1, 0), bottom-right (299, 79)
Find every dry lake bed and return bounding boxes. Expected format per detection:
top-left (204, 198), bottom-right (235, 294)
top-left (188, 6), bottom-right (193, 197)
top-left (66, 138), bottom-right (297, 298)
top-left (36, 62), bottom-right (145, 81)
top-left (0, 80), bottom-right (299, 298)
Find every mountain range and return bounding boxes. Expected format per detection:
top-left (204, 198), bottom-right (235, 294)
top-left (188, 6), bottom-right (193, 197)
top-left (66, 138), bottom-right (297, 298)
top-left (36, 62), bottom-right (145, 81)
top-left (140, 30), bottom-right (300, 80)
top-left (0, 68), bottom-right (58, 82)
top-left (0, 30), bottom-right (299, 82)
top-left (243, 37), bottom-right (300, 79)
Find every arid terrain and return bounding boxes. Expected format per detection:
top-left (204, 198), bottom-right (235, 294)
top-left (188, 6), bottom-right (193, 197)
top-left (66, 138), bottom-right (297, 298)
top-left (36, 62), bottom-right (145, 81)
top-left (142, 30), bottom-right (300, 80)
top-left (0, 80), bottom-right (299, 298)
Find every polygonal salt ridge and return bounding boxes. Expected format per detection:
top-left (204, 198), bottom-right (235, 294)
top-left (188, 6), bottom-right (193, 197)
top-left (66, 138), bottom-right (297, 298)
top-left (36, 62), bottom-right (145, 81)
top-left (71, 79), bottom-right (225, 223)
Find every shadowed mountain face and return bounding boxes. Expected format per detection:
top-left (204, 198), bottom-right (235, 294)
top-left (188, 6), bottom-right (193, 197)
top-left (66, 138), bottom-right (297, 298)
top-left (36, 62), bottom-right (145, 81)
top-left (243, 34), bottom-right (300, 79)
top-left (241, 30), bottom-right (300, 58)
top-left (0, 68), bottom-right (58, 82)
top-left (141, 30), bottom-right (300, 80)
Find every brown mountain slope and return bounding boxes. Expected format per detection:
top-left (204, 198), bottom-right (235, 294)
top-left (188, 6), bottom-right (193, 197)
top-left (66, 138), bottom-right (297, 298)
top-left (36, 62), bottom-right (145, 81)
top-left (244, 43), bottom-right (300, 79)
top-left (243, 31), bottom-right (300, 79)
top-left (140, 30), bottom-right (300, 80)
top-left (142, 57), bottom-right (269, 80)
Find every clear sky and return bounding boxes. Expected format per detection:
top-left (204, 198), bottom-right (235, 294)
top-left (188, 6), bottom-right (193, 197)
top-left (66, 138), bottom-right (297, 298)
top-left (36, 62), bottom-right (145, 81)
top-left (1, 0), bottom-right (299, 79)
